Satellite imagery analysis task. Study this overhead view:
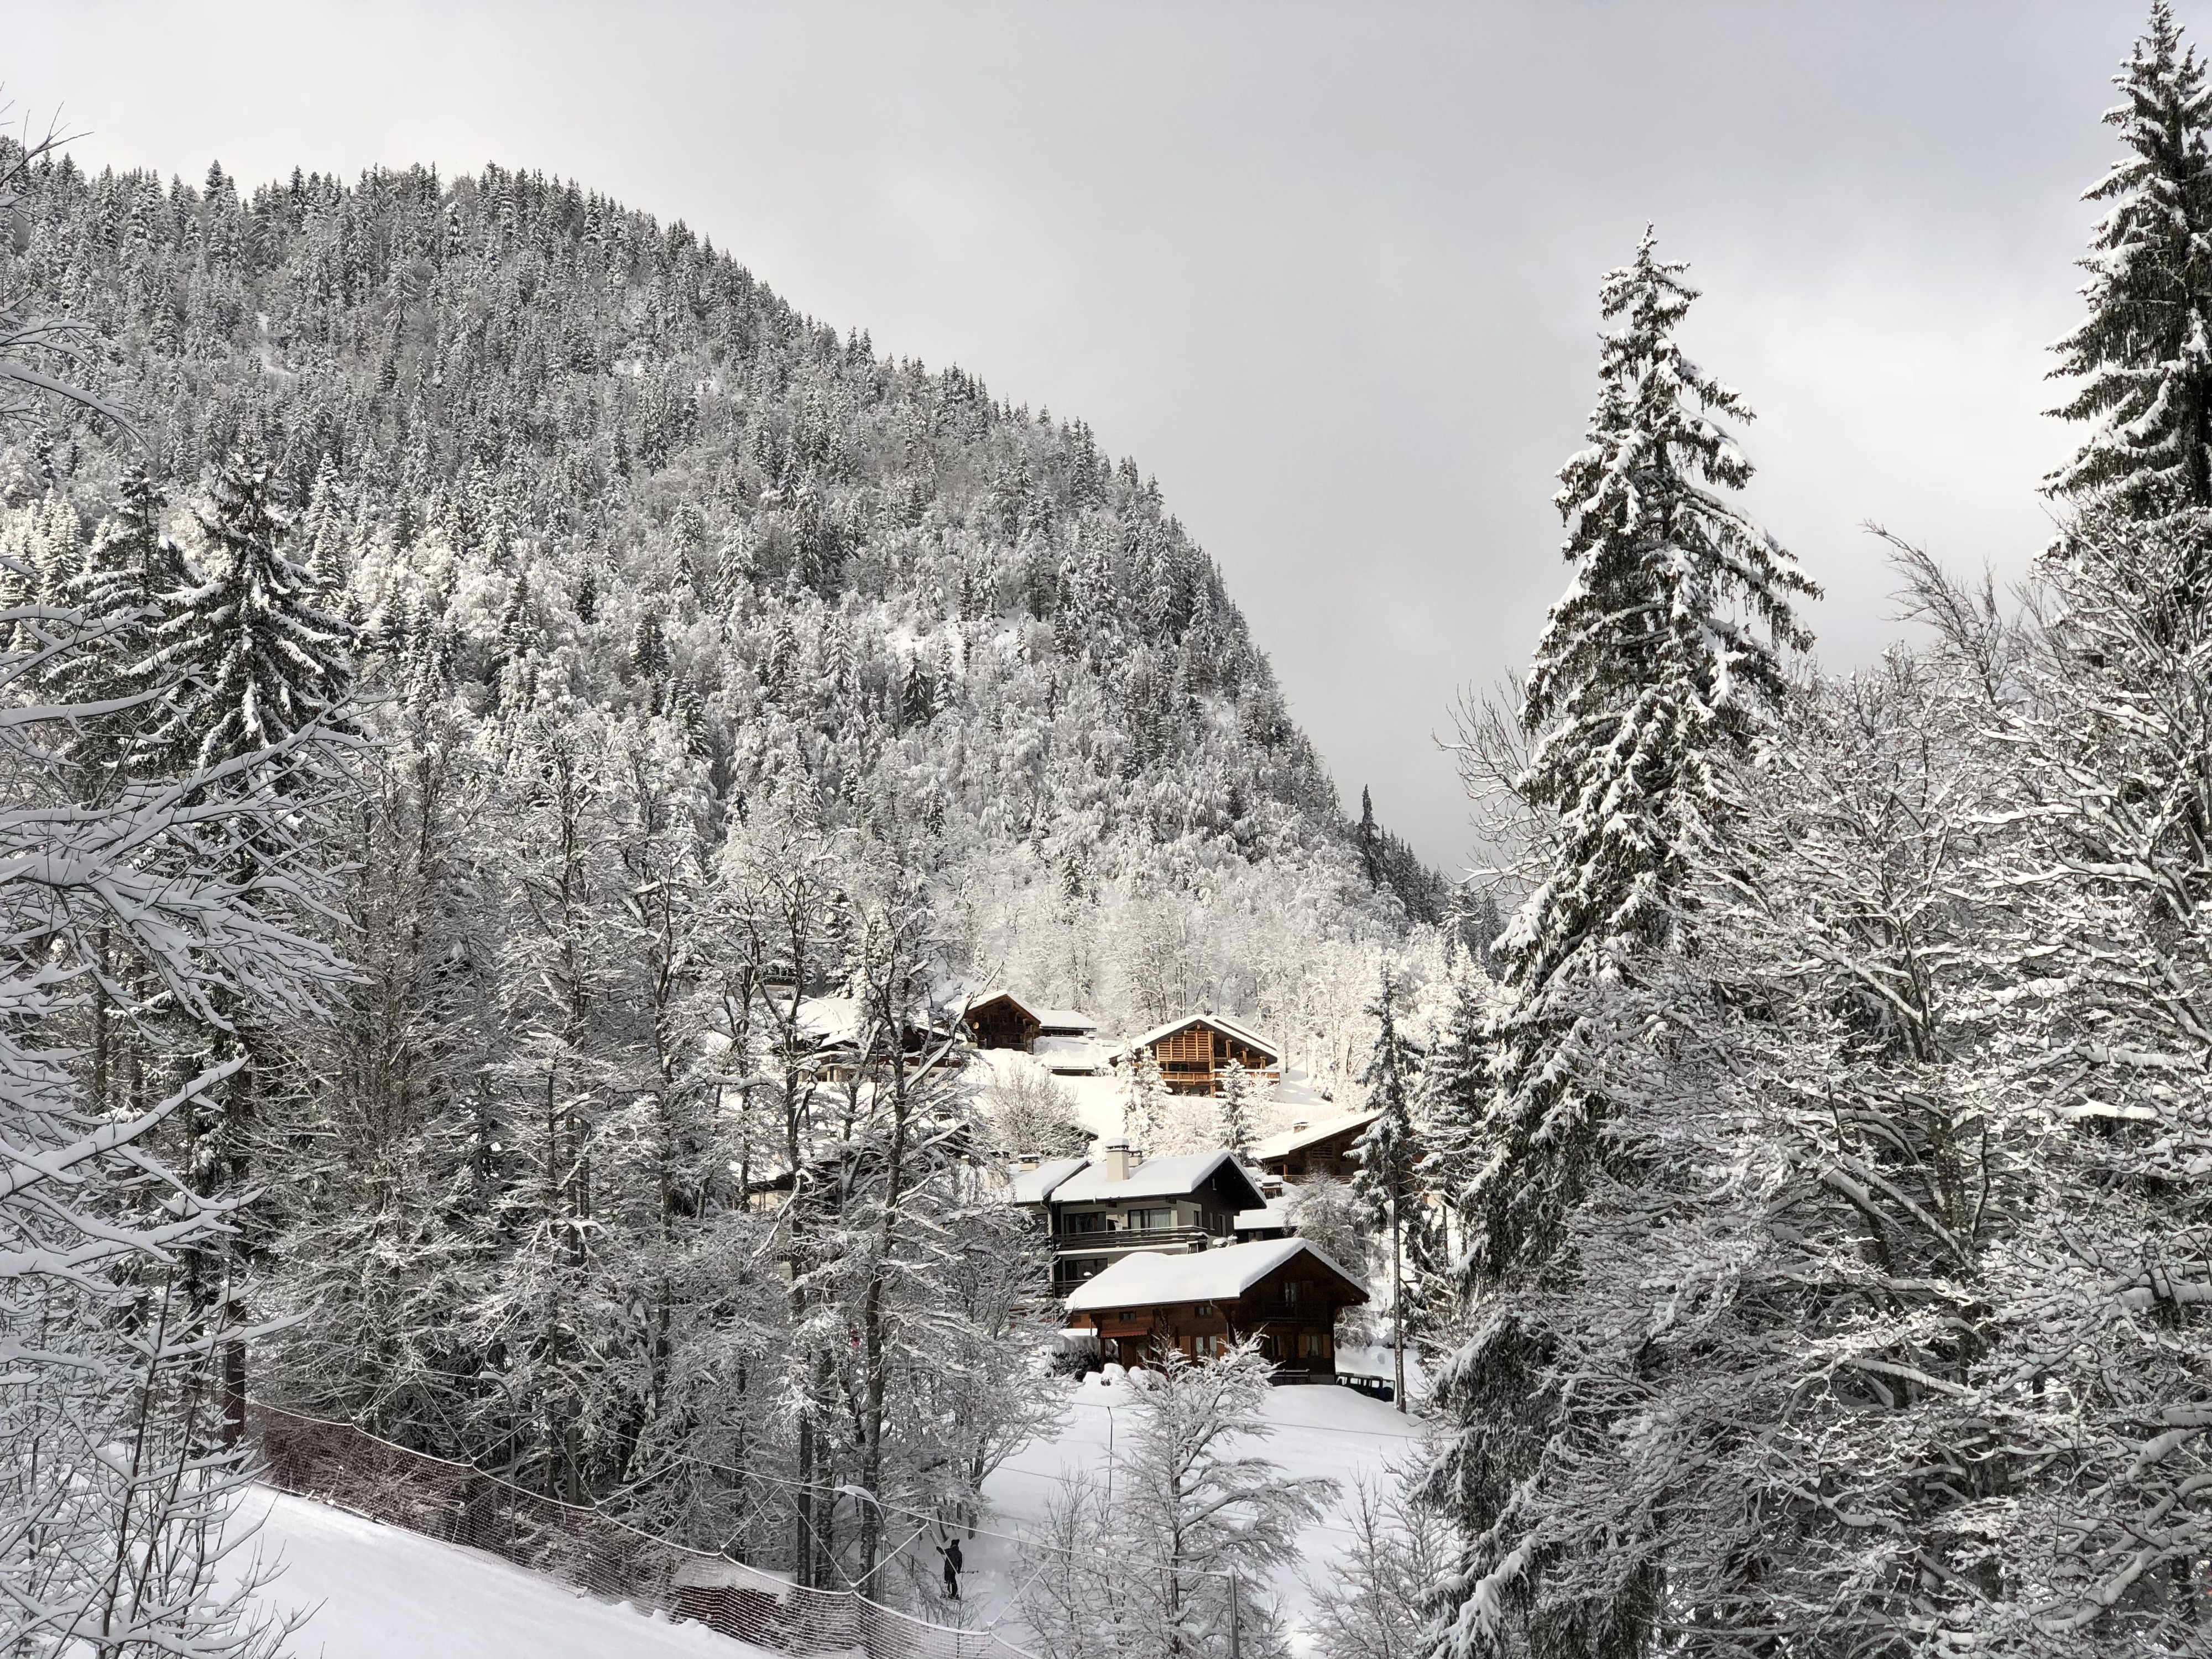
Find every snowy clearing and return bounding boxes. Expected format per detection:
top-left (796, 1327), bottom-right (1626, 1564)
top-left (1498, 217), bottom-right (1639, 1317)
top-left (233, 1487), bottom-right (768, 1659)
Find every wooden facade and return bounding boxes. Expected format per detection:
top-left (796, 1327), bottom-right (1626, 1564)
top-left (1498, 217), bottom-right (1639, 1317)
top-left (1065, 1248), bottom-right (1366, 1379)
top-left (1045, 1155), bottom-right (1265, 1293)
top-left (1258, 1113), bottom-right (1380, 1183)
top-left (1123, 1015), bottom-right (1282, 1097)
top-left (964, 992), bottom-right (1042, 1052)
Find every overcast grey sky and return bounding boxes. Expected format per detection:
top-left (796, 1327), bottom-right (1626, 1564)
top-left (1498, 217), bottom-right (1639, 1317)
top-left (11, 2), bottom-right (2182, 869)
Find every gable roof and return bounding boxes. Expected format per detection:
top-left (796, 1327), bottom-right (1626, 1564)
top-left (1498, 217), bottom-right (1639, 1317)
top-left (1064, 1237), bottom-right (1368, 1312)
top-left (964, 989), bottom-right (1037, 1020)
top-left (1252, 1110), bottom-right (1381, 1163)
top-left (1049, 1149), bottom-right (1266, 1210)
top-left (1009, 1156), bottom-right (1089, 1204)
top-left (1113, 1013), bottom-right (1282, 1066)
top-left (1035, 1008), bottom-right (1098, 1032)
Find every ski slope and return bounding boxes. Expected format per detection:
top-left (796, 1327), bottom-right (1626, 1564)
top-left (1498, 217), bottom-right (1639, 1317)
top-left (234, 1487), bottom-right (769, 1659)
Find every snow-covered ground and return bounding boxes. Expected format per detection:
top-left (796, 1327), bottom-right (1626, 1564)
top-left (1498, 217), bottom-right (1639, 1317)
top-left (233, 1487), bottom-right (766, 1659)
top-left (935, 1373), bottom-right (1429, 1651)
top-left (970, 1050), bottom-right (1338, 1150)
top-left (231, 1377), bottom-right (1418, 1658)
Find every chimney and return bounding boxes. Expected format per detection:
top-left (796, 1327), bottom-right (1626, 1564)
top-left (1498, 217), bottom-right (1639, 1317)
top-left (1104, 1139), bottom-right (1133, 1183)
top-left (1292, 1119), bottom-right (1308, 1134)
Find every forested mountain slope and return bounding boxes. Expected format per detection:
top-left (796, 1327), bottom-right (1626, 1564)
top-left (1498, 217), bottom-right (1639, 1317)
top-left (0, 145), bottom-right (1462, 1622)
top-left (2, 152), bottom-right (1446, 1031)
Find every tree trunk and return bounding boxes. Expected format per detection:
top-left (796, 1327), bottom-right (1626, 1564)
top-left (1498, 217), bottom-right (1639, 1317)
top-left (1391, 1197), bottom-right (1406, 1414)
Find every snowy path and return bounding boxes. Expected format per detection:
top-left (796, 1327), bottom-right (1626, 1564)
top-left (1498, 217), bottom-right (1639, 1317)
top-left (234, 1487), bottom-right (767, 1659)
top-left (937, 1375), bottom-right (1428, 1651)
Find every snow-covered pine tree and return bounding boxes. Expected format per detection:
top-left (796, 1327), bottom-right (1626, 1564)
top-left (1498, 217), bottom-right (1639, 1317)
top-left (1217, 1058), bottom-right (1259, 1158)
top-left (140, 445), bottom-right (355, 778)
top-left (1352, 965), bottom-right (1421, 1413)
top-left (1427, 231), bottom-right (1815, 1659)
top-left (1123, 1048), bottom-right (1168, 1151)
top-left (132, 445), bottom-right (360, 1444)
top-left (2049, 2), bottom-right (2212, 575)
top-left (48, 467), bottom-right (183, 776)
top-left (0, 128), bottom-right (344, 1659)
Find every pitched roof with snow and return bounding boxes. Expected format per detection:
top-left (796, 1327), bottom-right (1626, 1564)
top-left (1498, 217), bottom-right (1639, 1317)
top-left (1009, 1156), bottom-right (1090, 1204)
top-left (1035, 1009), bottom-right (1098, 1032)
top-left (1234, 1194), bottom-right (1296, 1231)
top-left (1049, 1149), bottom-right (1265, 1207)
top-left (1064, 1237), bottom-right (1368, 1311)
top-left (1252, 1110), bottom-right (1380, 1162)
top-left (1112, 1013), bottom-right (1282, 1065)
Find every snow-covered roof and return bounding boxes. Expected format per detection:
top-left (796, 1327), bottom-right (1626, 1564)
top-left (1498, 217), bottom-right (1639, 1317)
top-left (793, 996), bottom-right (861, 1045)
top-left (1064, 1237), bottom-right (1367, 1312)
top-left (1036, 1009), bottom-right (1098, 1032)
top-left (1235, 1194), bottom-right (1295, 1232)
top-left (1252, 1110), bottom-right (1380, 1163)
top-left (1009, 1156), bottom-right (1089, 1204)
top-left (1112, 1013), bottom-right (1282, 1065)
top-left (1050, 1149), bottom-right (1264, 1206)
top-left (1032, 1035), bottom-right (1105, 1073)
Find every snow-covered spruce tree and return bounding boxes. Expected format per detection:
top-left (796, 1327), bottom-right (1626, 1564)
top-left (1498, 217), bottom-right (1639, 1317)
top-left (1352, 964), bottom-right (1421, 1412)
top-left (47, 466), bottom-right (184, 789)
top-left (1020, 1342), bottom-right (1329, 1659)
top-left (141, 446), bottom-right (354, 777)
top-left (1472, 626), bottom-right (2017, 1652)
top-left (1217, 1058), bottom-right (1259, 1158)
top-left (2049, 2), bottom-right (2212, 578)
top-left (0, 127), bottom-right (341, 1659)
top-left (1123, 1047), bottom-right (1168, 1151)
top-left (1426, 231), bottom-right (1815, 1659)
top-left (133, 444), bottom-right (358, 1446)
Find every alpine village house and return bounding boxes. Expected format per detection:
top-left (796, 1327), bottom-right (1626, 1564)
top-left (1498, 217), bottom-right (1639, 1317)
top-left (1112, 1013), bottom-right (1282, 1095)
top-left (982, 993), bottom-right (1372, 1381)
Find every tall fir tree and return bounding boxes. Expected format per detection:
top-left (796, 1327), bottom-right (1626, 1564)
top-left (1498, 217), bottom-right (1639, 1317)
top-left (1357, 785), bottom-right (1381, 889)
top-left (137, 447), bottom-right (358, 1443)
top-left (51, 467), bottom-right (184, 782)
top-left (1427, 231), bottom-right (1815, 1659)
top-left (1350, 964), bottom-right (1420, 1414)
top-left (1217, 1058), bottom-right (1259, 1159)
top-left (140, 447), bottom-right (355, 778)
top-left (2050, 1), bottom-right (2212, 565)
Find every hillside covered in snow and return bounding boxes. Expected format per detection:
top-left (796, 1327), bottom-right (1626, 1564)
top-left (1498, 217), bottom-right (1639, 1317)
top-left (1, 150), bottom-right (1450, 1036)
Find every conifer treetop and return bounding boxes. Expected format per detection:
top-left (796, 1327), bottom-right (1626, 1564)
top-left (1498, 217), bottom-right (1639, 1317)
top-left (140, 447), bottom-right (355, 774)
top-left (1509, 228), bottom-right (1815, 987)
top-left (2049, 1), bottom-right (2212, 519)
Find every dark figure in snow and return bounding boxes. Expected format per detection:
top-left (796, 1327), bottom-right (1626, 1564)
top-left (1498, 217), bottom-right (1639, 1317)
top-left (942, 1537), bottom-right (963, 1601)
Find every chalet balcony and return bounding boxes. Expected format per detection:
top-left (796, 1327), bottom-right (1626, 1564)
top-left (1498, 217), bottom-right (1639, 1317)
top-left (1050, 1225), bottom-right (1220, 1254)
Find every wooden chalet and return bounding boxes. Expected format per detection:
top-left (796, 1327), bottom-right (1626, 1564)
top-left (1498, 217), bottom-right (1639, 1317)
top-left (1016, 1140), bottom-right (1267, 1294)
top-left (1253, 1111), bottom-right (1381, 1183)
top-left (1114, 1014), bottom-right (1281, 1097)
top-left (1063, 1238), bottom-right (1368, 1378)
top-left (963, 992), bottom-right (1098, 1053)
